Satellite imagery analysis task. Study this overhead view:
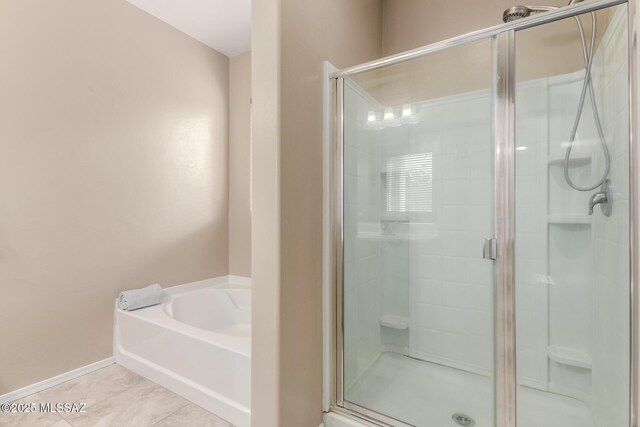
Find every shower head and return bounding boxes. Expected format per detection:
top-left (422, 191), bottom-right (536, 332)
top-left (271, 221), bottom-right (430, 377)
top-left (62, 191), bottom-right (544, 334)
top-left (502, 6), bottom-right (533, 22)
top-left (501, 4), bottom-right (560, 23)
top-left (502, 0), bottom-right (583, 23)
top-left (502, 5), bottom-right (533, 22)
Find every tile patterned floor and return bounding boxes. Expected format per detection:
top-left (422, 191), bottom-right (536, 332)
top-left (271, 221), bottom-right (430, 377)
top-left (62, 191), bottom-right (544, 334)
top-left (0, 364), bottom-right (233, 427)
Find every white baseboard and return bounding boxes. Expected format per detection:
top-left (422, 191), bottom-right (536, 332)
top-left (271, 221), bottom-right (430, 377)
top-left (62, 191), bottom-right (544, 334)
top-left (0, 358), bottom-right (114, 404)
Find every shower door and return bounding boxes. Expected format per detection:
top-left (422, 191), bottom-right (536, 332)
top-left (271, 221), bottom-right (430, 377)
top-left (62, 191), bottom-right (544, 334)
top-left (336, 36), bottom-right (499, 426)
top-left (332, 1), bottom-right (634, 427)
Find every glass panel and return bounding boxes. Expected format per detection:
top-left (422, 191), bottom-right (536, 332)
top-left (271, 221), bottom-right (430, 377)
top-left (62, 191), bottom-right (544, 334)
top-left (342, 38), bottom-right (495, 426)
top-left (514, 5), bottom-right (629, 427)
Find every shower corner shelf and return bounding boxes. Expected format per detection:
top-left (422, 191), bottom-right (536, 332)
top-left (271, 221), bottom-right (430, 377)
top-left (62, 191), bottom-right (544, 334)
top-left (380, 315), bottom-right (409, 330)
top-left (547, 214), bottom-right (592, 225)
top-left (548, 345), bottom-right (592, 370)
top-left (547, 154), bottom-right (592, 166)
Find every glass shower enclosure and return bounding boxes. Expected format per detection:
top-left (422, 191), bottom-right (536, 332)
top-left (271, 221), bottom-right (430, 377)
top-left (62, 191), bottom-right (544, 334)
top-left (329, 1), bottom-right (637, 426)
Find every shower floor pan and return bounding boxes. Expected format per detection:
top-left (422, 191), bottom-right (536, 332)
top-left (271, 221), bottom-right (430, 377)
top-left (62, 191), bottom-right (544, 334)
top-left (346, 352), bottom-right (592, 427)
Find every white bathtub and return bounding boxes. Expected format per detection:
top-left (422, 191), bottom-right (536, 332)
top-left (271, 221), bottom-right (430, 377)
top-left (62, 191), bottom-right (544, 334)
top-left (114, 276), bottom-right (251, 427)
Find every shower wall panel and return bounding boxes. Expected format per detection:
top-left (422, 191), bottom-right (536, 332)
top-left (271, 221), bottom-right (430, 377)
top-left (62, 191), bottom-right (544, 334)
top-left (377, 90), bottom-right (496, 375)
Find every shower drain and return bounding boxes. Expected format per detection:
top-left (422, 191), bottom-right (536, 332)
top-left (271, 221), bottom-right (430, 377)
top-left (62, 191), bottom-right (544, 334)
top-left (451, 413), bottom-right (475, 427)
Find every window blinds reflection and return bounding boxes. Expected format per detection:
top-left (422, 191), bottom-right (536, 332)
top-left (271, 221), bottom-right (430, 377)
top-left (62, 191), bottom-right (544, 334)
top-left (386, 152), bottom-right (433, 213)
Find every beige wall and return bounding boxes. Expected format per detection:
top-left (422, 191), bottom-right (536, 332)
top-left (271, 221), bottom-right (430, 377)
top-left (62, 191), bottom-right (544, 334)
top-left (229, 52), bottom-right (252, 277)
top-left (279, 2), bottom-right (381, 424)
top-left (379, 0), bottom-right (613, 104)
top-left (0, 0), bottom-right (229, 394)
top-left (382, 0), bottom-right (587, 55)
top-left (251, 0), bottom-right (382, 425)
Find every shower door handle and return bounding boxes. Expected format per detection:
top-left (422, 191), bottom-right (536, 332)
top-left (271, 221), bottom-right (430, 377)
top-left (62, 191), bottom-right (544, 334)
top-left (483, 238), bottom-right (497, 260)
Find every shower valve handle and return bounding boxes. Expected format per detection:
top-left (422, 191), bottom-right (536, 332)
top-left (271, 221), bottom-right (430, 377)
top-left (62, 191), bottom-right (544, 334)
top-left (588, 179), bottom-right (612, 216)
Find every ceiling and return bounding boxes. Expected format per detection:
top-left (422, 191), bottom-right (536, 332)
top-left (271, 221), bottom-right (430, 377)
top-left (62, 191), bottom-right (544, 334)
top-left (126, 0), bottom-right (251, 57)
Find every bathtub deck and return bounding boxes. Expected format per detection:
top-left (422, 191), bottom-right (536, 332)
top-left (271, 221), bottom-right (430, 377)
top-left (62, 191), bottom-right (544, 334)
top-left (0, 363), bottom-right (233, 427)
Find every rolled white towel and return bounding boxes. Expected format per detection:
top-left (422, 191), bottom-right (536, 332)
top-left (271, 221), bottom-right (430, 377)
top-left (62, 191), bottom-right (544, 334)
top-left (118, 284), bottom-right (164, 311)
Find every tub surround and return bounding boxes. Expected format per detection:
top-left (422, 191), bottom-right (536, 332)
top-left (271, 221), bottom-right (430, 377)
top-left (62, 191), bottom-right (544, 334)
top-left (114, 276), bottom-right (251, 427)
